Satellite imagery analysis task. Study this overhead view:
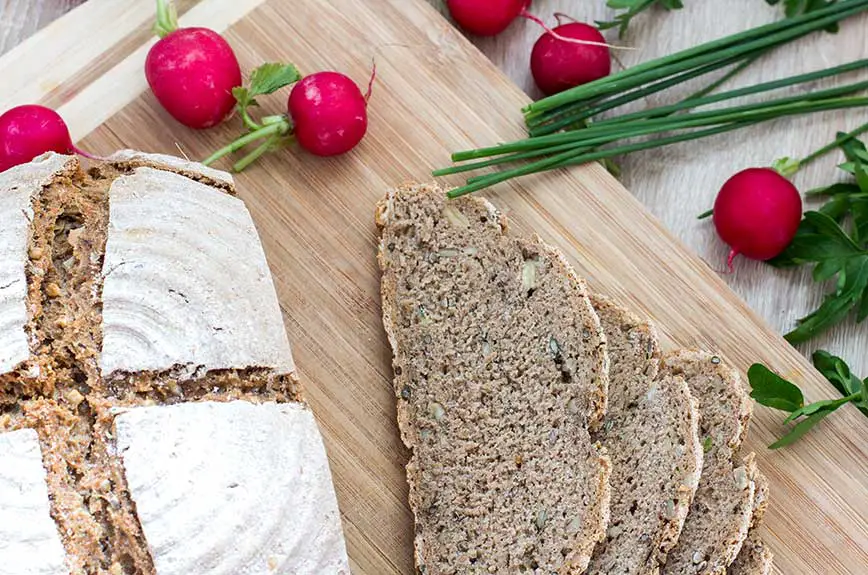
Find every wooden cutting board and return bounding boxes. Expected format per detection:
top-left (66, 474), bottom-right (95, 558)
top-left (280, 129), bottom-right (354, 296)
top-left (3, 0), bottom-right (866, 573)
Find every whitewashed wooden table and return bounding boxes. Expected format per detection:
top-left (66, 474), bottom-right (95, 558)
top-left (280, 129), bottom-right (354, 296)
top-left (3, 0), bottom-right (868, 377)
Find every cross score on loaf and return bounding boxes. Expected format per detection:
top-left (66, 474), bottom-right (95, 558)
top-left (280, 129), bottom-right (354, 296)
top-left (0, 152), bottom-right (350, 574)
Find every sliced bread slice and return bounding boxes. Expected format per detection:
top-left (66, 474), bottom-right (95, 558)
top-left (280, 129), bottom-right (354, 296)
top-left (728, 464), bottom-right (772, 575)
top-left (377, 183), bottom-right (611, 574)
top-left (585, 295), bottom-right (703, 575)
top-left (660, 350), bottom-right (754, 575)
top-left (727, 531), bottom-right (773, 575)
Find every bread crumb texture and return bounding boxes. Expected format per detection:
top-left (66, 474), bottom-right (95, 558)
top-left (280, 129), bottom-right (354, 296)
top-left (378, 183), bottom-right (611, 574)
top-left (0, 153), bottom-right (346, 575)
top-left (585, 295), bottom-right (703, 575)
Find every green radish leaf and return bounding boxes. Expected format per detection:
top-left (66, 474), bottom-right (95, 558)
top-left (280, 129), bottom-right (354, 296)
top-left (769, 408), bottom-right (835, 449)
top-left (234, 63), bottom-right (302, 110)
top-left (246, 63), bottom-right (302, 99)
top-left (747, 364), bottom-right (804, 412)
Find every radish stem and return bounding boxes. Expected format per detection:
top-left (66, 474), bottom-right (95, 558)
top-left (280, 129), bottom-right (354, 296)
top-left (153, 0), bottom-right (179, 38)
top-left (202, 121), bottom-right (287, 166)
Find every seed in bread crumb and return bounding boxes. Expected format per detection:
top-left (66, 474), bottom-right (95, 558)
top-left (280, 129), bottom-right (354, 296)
top-left (401, 386), bottom-right (412, 401)
top-left (535, 508), bottom-right (548, 530)
top-left (521, 259), bottom-right (538, 292)
top-left (28, 246), bottom-right (44, 260)
top-left (45, 282), bottom-right (62, 298)
top-left (442, 205), bottom-right (470, 228)
top-left (428, 402), bottom-right (445, 421)
top-left (711, 356), bottom-right (721, 365)
top-left (734, 466), bottom-right (749, 490)
top-left (548, 336), bottom-right (561, 358)
top-left (65, 389), bottom-right (85, 408)
top-left (692, 551), bottom-right (706, 564)
top-left (514, 454), bottom-right (523, 467)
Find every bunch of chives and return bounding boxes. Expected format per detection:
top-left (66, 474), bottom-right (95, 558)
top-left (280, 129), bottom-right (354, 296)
top-left (436, 0), bottom-right (868, 198)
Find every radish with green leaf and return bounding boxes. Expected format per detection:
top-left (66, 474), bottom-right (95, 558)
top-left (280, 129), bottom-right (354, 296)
top-left (0, 105), bottom-right (93, 173)
top-left (146, 0), bottom-right (242, 129)
top-left (713, 168), bottom-right (802, 270)
top-left (204, 63), bottom-right (371, 171)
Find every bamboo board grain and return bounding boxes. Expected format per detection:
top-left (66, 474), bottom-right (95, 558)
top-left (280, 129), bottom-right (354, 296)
top-left (2, 0), bottom-right (866, 573)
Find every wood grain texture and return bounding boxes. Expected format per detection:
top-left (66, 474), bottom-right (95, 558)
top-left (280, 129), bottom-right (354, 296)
top-left (0, 1), bottom-right (867, 574)
top-left (0, 0), bottom-right (84, 55)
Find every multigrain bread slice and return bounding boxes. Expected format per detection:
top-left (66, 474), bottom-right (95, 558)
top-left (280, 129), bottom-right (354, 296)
top-left (660, 351), bottom-right (755, 575)
top-left (728, 467), bottom-right (773, 575)
top-left (585, 295), bottom-right (703, 575)
top-left (727, 532), bottom-right (773, 575)
top-left (377, 183), bottom-right (611, 574)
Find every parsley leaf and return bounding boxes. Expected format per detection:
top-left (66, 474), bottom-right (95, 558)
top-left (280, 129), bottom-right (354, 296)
top-left (597, 0), bottom-right (684, 38)
top-left (747, 355), bottom-right (866, 448)
top-left (747, 364), bottom-right (804, 412)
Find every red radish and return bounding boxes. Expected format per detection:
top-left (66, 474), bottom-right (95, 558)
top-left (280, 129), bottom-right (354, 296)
top-left (288, 72), bottom-right (368, 157)
top-left (531, 22), bottom-right (612, 96)
top-left (203, 63), bottom-right (372, 171)
top-left (145, 0), bottom-right (241, 129)
top-left (447, 0), bottom-right (529, 36)
top-left (713, 168), bottom-right (802, 270)
top-left (0, 105), bottom-right (92, 173)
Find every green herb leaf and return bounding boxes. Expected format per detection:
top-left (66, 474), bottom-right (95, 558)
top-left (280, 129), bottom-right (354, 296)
top-left (702, 436), bottom-right (713, 452)
top-left (747, 364), bottom-right (804, 412)
top-left (783, 396), bottom-right (849, 423)
top-left (785, 255), bottom-right (868, 343)
top-left (598, 0), bottom-right (685, 38)
top-left (812, 350), bottom-right (864, 396)
top-left (806, 182), bottom-right (861, 198)
top-left (234, 63), bottom-right (302, 111)
top-left (769, 408), bottom-right (835, 449)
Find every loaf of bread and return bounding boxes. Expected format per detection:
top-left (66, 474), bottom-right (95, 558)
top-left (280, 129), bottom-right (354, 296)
top-left (585, 295), bottom-right (703, 575)
top-left (376, 183), bottom-right (612, 573)
top-left (0, 152), bottom-right (349, 574)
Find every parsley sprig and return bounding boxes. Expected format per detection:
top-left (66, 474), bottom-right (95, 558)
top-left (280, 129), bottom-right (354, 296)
top-left (597, 0), bottom-right (685, 38)
top-left (748, 350), bottom-right (867, 448)
top-left (769, 129), bottom-right (868, 343)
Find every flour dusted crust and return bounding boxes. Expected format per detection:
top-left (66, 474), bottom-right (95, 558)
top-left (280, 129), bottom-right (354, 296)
top-left (99, 167), bottom-right (294, 378)
top-left (0, 152), bottom-right (344, 574)
top-left (377, 183), bottom-right (611, 574)
top-left (106, 149), bottom-right (235, 192)
top-left (0, 153), bottom-right (77, 385)
top-left (114, 401), bottom-right (350, 575)
top-left (0, 428), bottom-right (68, 575)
